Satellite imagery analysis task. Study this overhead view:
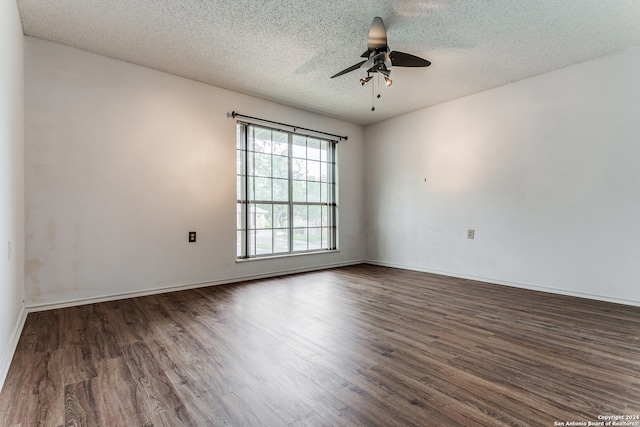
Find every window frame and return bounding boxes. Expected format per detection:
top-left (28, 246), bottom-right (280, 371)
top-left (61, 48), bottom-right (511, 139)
top-left (236, 122), bottom-right (338, 259)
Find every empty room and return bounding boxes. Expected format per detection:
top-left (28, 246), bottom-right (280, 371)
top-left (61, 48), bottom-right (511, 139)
top-left (2, 0), bottom-right (640, 425)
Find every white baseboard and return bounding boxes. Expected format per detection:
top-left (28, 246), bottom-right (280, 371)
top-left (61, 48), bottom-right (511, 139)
top-left (0, 305), bottom-right (27, 393)
top-left (365, 260), bottom-right (640, 308)
top-left (25, 259), bottom-right (365, 312)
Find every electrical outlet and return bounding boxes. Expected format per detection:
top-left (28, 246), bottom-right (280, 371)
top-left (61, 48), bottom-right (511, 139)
top-left (188, 232), bottom-right (196, 243)
top-left (467, 229), bottom-right (475, 239)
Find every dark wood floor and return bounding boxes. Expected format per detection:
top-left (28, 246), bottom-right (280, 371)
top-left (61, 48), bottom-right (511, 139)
top-left (2, 264), bottom-right (640, 426)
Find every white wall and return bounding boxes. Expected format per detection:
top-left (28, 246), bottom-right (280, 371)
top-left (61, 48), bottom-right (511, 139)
top-left (0, 0), bottom-right (26, 390)
top-left (24, 37), bottom-right (365, 308)
top-left (365, 48), bottom-right (640, 306)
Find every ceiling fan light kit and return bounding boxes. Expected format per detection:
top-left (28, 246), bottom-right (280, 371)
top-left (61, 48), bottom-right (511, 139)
top-left (331, 17), bottom-right (430, 110)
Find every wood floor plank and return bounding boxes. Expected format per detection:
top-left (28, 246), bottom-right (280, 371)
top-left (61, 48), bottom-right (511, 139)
top-left (64, 380), bottom-right (101, 427)
top-left (233, 383), bottom-right (314, 426)
top-left (333, 384), bottom-right (424, 427)
top-left (1, 350), bottom-right (64, 426)
top-left (14, 310), bottom-right (60, 354)
top-left (76, 305), bottom-right (123, 362)
top-left (120, 341), bottom-right (197, 426)
top-left (54, 345), bottom-right (99, 386)
top-left (164, 370), bottom-right (235, 426)
top-left (218, 391), bottom-right (272, 427)
top-left (287, 410), bottom-right (334, 427)
top-left (2, 264), bottom-right (640, 426)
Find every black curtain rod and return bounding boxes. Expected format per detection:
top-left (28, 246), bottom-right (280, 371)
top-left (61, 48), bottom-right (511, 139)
top-left (228, 111), bottom-right (348, 141)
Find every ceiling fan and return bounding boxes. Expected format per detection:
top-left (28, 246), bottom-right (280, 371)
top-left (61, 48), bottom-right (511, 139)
top-left (330, 17), bottom-right (431, 88)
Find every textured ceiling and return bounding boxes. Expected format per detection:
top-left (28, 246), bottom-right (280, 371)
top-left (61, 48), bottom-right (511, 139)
top-left (17, 0), bottom-right (640, 125)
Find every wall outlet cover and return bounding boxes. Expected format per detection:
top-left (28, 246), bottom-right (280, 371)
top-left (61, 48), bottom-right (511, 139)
top-left (188, 232), bottom-right (196, 242)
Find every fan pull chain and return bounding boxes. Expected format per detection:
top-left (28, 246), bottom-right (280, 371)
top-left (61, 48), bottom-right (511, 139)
top-left (370, 74), bottom-right (382, 112)
top-left (371, 76), bottom-right (375, 111)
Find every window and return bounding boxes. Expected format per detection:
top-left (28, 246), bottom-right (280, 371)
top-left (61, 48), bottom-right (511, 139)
top-left (236, 123), bottom-right (338, 258)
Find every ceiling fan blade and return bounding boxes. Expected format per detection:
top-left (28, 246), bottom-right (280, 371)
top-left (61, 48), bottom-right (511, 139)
top-left (330, 60), bottom-right (366, 78)
top-left (360, 50), bottom-right (371, 58)
top-left (390, 51), bottom-right (431, 67)
top-left (368, 17), bottom-right (387, 50)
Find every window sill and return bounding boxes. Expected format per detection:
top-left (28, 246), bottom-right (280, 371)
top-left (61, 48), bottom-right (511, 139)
top-left (236, 249), bottom-right (340, 263)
